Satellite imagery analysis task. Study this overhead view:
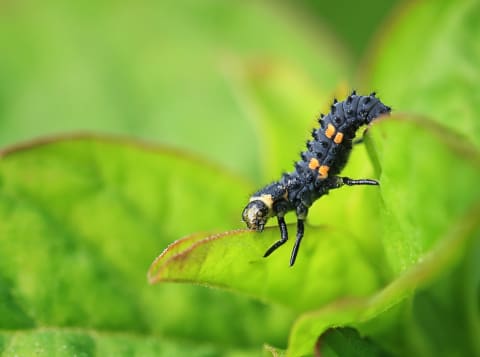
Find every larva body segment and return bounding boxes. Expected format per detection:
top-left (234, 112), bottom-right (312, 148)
top-left (242, 91), bottom-right (391, 266)
top-left (300, 92), bottom-right (389, 182)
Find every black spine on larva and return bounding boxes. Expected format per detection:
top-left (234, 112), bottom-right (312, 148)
top-left (299, 92), bottom-right (390, 179)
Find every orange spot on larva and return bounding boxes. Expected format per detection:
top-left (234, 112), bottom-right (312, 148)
top-left (308, 158), bottom-right (320, 170)
top-left (318, 165), bottom-right (330, 179)
top-left (334, 132), bottom-right (344, 144)
top-left (325, 124), bottom-right (336, 139)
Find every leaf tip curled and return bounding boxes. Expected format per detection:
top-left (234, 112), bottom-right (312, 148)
top-left (147, 237), bottom-right (193, 285)
top-left (147, 272), bottom-right (158, 285)
top-left (147, 251), bottom-right (167, 284)
top-left (147, 229), bottom-right (252, 285)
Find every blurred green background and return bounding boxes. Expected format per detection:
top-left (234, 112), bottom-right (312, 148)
top-left (0, 0), bottom-right (398, 182)
top-left (2, 0), bottom-right (479, 356)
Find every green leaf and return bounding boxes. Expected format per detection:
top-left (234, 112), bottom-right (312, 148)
top-left (368, 116), bottom-right (480, 273)
top-left (316, 327), bottom-right (392, 357)
top-left (287, 202), bottom-right (479, 356)
top-left (0, 329), bottom-right (260, 357)
top-left (149, 114), bottom-right (480, 356)
top-left (286, 116), bottom-right (480, 356)
top-left (0, 135), bottom-right (294, 350)
top-left (149, 225), bottom-right (382, 312)
top-left (363, 0), bottom-right (480, 273)
top-left (364, 0), bottom-right (480, 147)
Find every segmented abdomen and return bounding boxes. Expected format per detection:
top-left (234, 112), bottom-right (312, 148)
top-left (298, 92), bottom-right (390, 180)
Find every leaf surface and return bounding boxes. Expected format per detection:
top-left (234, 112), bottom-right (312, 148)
top-left (286, 116), bottom-right (480, 356)
top-left (0, 329), bottom-right (259, 357)
top-left (0, 135), bottom-right (294, 351)
top-left (149, 225), bottom-right (381, 312)
top-left (364, 0), bottom-right (480, 147)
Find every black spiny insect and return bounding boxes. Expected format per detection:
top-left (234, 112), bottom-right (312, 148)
top-left (242, 91), bottom-right (391, 266)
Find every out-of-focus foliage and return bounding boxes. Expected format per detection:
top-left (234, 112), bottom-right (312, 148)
top-left (301, 0), bottom-right (398, 59)
top-left (365, 0), bottom-right (480, 149)
top-left (0, 0), bottom-right (352, 182)
top-left (1, 0), bottom-right (478, 356)
top-left (0, 137), bottom-right (295, 354)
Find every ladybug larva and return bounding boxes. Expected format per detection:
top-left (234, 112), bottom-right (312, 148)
top-left (242, 91), bottom-right (391, 266)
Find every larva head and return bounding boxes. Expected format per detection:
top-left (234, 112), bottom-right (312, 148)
top-left (242, 199), bottom-right (270, 232)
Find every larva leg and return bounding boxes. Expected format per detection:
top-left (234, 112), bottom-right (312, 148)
top-left (341, 177), bottom-right (379, 186)
top-left (289, 219), bottom-right (304, 266)
top-left (352, 137), bottom-right (364, 145)
top-left (263, 216), bottom-right (288, 258)
top-left (289, 204), bottom-right (308, 266)
top-left (323, 176), bottom-right (379, 191)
